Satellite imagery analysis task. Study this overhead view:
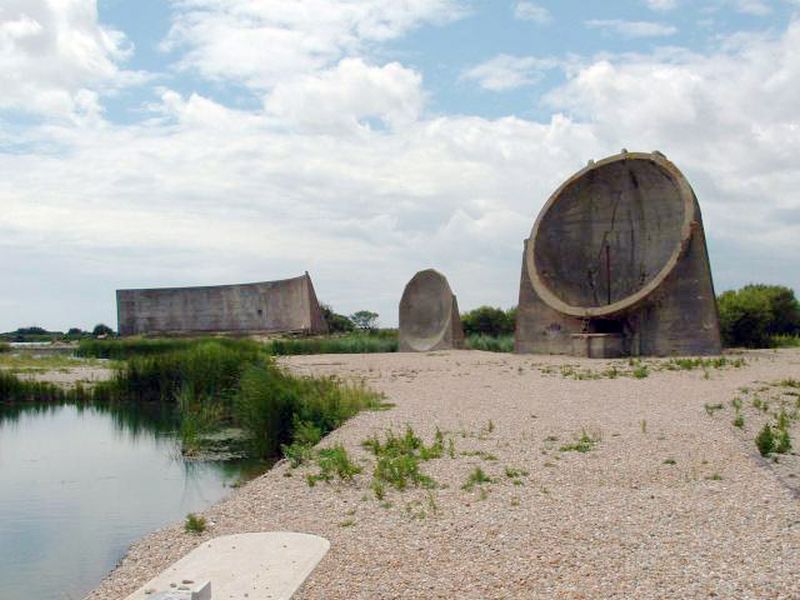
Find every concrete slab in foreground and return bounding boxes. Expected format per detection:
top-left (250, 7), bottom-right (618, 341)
top-left (124, 532), bottom-right (330, 600)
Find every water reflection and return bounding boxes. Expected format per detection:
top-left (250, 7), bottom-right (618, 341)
top-left (0, 403), bottom-right (267, 600)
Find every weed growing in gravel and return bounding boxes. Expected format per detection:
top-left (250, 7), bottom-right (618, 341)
top-left (775, 428), bottom-right (792, 454)
top-left (663, 458), bottom-right (676, 465)
top-left (362, 426), bottom-right (444, 496)
top-left (733, 413), bottom-right (745, 428)
top-left (706, 473), bottom-right (723, 481)
top-left (306, 444), bottom-right (362, 485)
top-left (756, 424), bottom-right (775, 456)
top-left (632, 365), bottom-right (649, 379)
top-left (461, 450), bottom-right (498, 461)
top-left (777, 378), bottom-right (800, 388)
top-left (559, 430), bottom-right (599, 453)
top-left (462, 466), bottom-right (493, 490)
top-left (704, 403), bottom-right (724, 416)
top-left (640, 419), bottom-right (647, 434)
top-left (184, 513), bottom-right (206, 535)
top-left (504, 466), bottom-right (529, 478)
top-left (338, 519), bottom-right (356, 527)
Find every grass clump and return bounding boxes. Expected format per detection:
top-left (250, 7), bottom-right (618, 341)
top-left (704, 403), bottom-right (724, 416)
top-left (184, 513), bottom-right (207, 535)
top-left (756, 423), bottom-right (775, 456)
top-left (462, 466), bottom-right (494, 490)
top-left (306, 444), bottom-right (362, 485)
top-left (362, 426), bottom-right (444, 495)
top-left (559, 430), bottom-right (599, 453)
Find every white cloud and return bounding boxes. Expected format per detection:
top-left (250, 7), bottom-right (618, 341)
top-left (645, 0), bottom-right (678, 10)
top-left (0, 0), bottom-right (144, 118)
top-left (264, 58), bottom-right (424, 133)
top-left (461, 54), bottom-right (558, 91)
top-left (161, 0), bottom-right (465, 89)
top-left (585, 19), bottom-right (678, 38)
top-left (513, 2), bottom-right (552, 24)
top-left (733, 0), bottom-right (772, 15)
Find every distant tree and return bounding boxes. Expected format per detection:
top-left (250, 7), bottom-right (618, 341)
top-left (16, 326), bottom-right (48, 335)
top-left (320, 304), bottom-right (355, 333)
top-left (350, 310), bottom-right (379, 332)
top-left (717, 284), bottom-right (800, 348)
top-left (67, 327), bottom-right (84, 336)
top-left (461, 306), bottom-right (516, 337)
top-left (92, 323), bottom-right (114, 337)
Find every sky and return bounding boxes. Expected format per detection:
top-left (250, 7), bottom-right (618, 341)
top-left (1, 0), bottom-right (799, 332)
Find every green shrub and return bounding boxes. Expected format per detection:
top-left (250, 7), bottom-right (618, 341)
top-left (184, 513), bottom-right (206, 534)
top-left (320, 304), bottom-right (355, 333)
top-left (362, 427), bottom-right (441, 493)
top-left (718, 284), bottom-right (800, 348)
top-left (755, 423), bottom-right (775, 456)
top-left (461, 306), bottom-right (516, 337)
top-left (0, 342), bottom-right (10, 354)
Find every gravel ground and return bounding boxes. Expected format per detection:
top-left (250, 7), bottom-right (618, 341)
top-left (87, 350), bottom-right (800, 599)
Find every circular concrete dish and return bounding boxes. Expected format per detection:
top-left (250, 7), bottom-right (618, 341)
top-left (399, 269), bottom-right (456, 352)
top-left (527, 152), bottom-right (696, 318)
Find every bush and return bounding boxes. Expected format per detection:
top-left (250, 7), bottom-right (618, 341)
top-left (717, 284), bottom-right (800, 348)
top-left (461, 306), bottom-right (516, 337)
top-left (320, 304), bottom-right (355, 333)
top-left (755, 423), bottom-right (774, 456)
top-left (92, 323), bottom-right (114, 337)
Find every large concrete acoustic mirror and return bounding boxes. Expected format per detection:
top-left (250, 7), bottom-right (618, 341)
top-left (515, 151), bottom-right (722, 357)
top-left (399, 269), bottom-right (464, 352)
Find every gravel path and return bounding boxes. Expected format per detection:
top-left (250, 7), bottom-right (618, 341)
top-left (88, 350), bottom-right (800, 599)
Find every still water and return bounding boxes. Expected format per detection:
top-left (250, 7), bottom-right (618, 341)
top-left (0, 403), bottom-right (265, 600)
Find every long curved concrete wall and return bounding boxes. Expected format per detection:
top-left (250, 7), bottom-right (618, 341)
top-left (117, 273), bottom-right (328, 336)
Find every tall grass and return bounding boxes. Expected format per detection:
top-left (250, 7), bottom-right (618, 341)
top-left (112, 340), bottom-right (263, 403)
top-left (0, 371), bottom-right (96, 403)
top-left (772, 334), bottom-right (800, 348)
top-left (236, 362), bottom-right (385, 458)
top-left (264, 333), bottom-right (397, 355)
top-left (4, 338), bottom-right (386, 461)
top-left (0, 342), bottom-right (10, 354)
top-left (465, 334), bottom-right (514, 353)
top-left (77, 336), bottom-right (261, 360)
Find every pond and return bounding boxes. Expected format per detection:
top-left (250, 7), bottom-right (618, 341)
top-left (0, 402), bottom-right (267, 600)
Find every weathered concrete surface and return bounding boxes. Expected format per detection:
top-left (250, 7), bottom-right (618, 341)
top-left (123, 532), bottom-right (330, 600)
top-left (516, 151), bottom-right (721, 357)
top-left (117, 272), bottom-right (328, 336)
top-left (399, 269), bottom-right (464, 352)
